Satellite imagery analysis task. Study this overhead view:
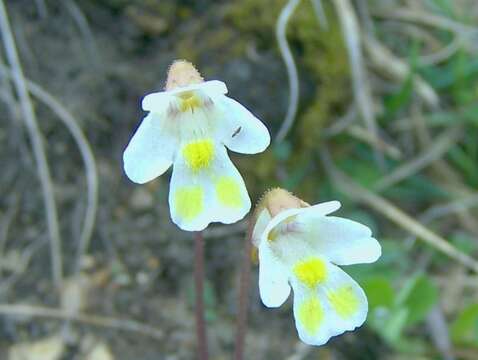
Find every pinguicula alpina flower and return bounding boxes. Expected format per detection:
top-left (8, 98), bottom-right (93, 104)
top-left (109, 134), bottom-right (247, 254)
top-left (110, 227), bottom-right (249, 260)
top-left (123, 60), bottom-right (270, 231)
top-left (252, 188), bottom-right (381, 346)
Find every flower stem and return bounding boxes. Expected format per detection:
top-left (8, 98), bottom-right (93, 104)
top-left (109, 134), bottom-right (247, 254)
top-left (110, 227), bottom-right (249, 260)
top-left (194, 231), bottom-right (208, 360)
top-left (234, 220), bottom-right (254, 360)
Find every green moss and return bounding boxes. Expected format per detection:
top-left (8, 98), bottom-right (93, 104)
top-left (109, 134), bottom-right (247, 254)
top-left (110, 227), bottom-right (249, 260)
top-left (227, 0), bottom-right (351, 106)
top-left (228, 0), bottom-right (351, 197)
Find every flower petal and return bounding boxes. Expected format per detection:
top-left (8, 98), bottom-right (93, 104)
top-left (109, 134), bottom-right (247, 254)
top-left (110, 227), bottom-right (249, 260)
top-left (298, 212), bottom-right (381, 265)
top-left (260, 201), bottom-right (341, 246)
top-left (252, 209), bottom-right (272, 246)
top-left (216, 96), bottom-right (270, 154)
top-left (193, 80), bottom-right (228, 96)
top-left (291, 261), bottom-right (368, 346)
top-left (169, 143), bottom-right (251, 231)
top-left (142, 81), bottom-right (227, 114)
top-left (123, 113), bottom-right (176, 184)
top-left (142, 92), bottom-right (173, 113)
top-left (258, 240), bottom-right (291, 308)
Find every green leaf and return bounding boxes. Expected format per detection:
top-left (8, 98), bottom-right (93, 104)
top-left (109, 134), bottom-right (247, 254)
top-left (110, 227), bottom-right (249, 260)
top-left (422, 55), bottom-right (478, 90)
top-left (429, 0), bottom-right (455, 16)
top-left (382, 307), bottom-right (409, 343)
top-left (396, 274), bottom-right (438, 326)
top-left (338, 149), bottom-right (383, 188)
top-left (362, 276), bottom-right (395, 310)
top-left (451, 303), bottom-right (478, 346)
top-left (384, 74), bottom-right (414, 116)
top-left (451, 232), bottom-right (478, 255)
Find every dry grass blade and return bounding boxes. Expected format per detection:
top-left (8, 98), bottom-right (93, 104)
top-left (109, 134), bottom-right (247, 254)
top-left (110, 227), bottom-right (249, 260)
top-left (347, 125), bottom-right (402, 160)
top-left (28, 76), bottom-right (97, 274)
top-left (332, 0), bottom-right (381, 164)
top-left (374, 125), bottom-right (463, 191)
top-left (426, 306), bottom-right (455, 360)
top-left (320, 146), bottom-right (478, 273)
top-left (311, 0), bottom-right (328, 29)
top-left (410, 103), bottom-right (478, 237)
top-left (0, 198), bottom-right (17, 258)
top-left (373, 8), bottom-right (477, 34)
top-left (0, 64), bottom-right (98, 276)
top-left (373, 8), bottom-right (478, 53)
top-left (0, 304), bottom-right (163, 340)
top-left (363, 35), bottom-right (439, 108)
top-left (34, 0), bottom-right (48, 18)
top-left (419, 36), bottom-right (462, 66)
top-left (323, 105), bottom-right (357, 137)
top-left (421, 194), bottom-right (478, 225)
top-left (63, 0), bottom-right (99, 66)
top-left (275, 0), bottom-right (300, 143)
top-left (0, 0), bottom-right (63, 288)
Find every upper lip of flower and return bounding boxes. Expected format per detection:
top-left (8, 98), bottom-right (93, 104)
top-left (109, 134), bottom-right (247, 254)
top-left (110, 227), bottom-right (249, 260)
top-left (259, 200), bottom-right (342, 246)
top-left (141, 80), bottom-right (228, 114)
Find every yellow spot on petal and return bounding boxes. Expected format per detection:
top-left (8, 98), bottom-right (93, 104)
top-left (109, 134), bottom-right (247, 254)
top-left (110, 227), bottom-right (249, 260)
top-left (182, 139), bottom-right (214, 171)
top-left (178, 91), bottom-right (201, 112)
top-left (328, 286), bottom-right (359, 318)
top-left (298, 297), bottom-right (324, 335)
top-left (293, 258), bottom-right (327, 289)
top-left (175, 186), bottom-right (204, 221)
top-left (216, 176), bottom-right (242, 208)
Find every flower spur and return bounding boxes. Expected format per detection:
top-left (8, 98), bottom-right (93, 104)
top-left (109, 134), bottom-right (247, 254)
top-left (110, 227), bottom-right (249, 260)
top-left (252, 189), bottom-right (381, 346)
top-left (123, 60), bottom-right (270, 231)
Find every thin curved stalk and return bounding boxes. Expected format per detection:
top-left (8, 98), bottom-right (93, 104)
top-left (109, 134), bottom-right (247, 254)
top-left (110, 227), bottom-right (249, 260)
top-left (0, 64), bottom-right (99, 276)
top-left (0, 303), bottom-right (164, 340)
top-left (332, 0), bottom-right (382, 165)
top-left (275, 0), bottom-right (300, 143)
top-left (311, 0), bottom-right (328, 29)
top-left (363, 34), bottom-right (439, 108)
top-left (374, 125), bottom-right (462, 191)
top-left (0, 0), bottom-right (63, 288)
top-left (63, 0), bottom-right (99, 66)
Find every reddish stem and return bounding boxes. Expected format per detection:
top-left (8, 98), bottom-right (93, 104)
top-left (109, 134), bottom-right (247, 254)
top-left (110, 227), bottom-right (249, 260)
top-left (194, 231), bottom-right (208, 360)
top-left (234, 220), bottom-right (254, 360)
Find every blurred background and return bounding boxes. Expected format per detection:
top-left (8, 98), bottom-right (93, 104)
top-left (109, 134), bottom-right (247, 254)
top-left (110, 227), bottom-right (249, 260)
top-left (1, 0), bottom-right (478, 359)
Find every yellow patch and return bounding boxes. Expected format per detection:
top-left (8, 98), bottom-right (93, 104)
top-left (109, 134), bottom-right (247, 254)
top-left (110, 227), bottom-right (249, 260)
top-left (293, 258), bottom-right (327, 288)
top-left (216, 176), bottom-right (242, 208)
top-left (175, 186), bottom-right (204, 220)
top-left (182, 140), bottom-right (214, 171)
top-left (298, 297), bottom-right (324, 335)
top-left (267, 228), bottom-right (279, 242)
top-left (267, 215), bottom-right (297, 242)
top-left (328, 286), bottom-right (359, 318)
top-left (178, 91), bottom-right (201, 112)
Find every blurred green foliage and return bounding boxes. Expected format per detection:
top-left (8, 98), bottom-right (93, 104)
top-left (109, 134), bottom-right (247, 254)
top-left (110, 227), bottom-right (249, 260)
top-left (363, 274), bottom-right (438, 352)
top-left (451, 303), bottom-right (478, 346)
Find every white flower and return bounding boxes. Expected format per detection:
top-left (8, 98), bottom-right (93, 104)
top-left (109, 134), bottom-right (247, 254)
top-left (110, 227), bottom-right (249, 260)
top-left (252, 189), bottom-right (381, 346)
top-left (123, 60), bottom-right (270, 231)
